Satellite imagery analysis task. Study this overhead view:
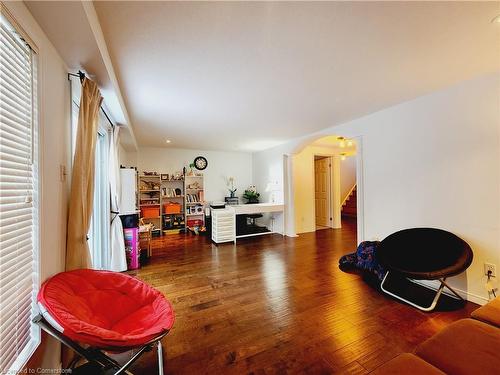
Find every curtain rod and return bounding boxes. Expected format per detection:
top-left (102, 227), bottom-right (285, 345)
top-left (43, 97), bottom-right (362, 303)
top-left (68, 71), bottom-right (115, 129)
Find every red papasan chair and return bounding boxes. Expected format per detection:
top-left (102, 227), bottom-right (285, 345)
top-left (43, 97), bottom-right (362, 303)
top-left (35, 269), bottom-right (174, 375)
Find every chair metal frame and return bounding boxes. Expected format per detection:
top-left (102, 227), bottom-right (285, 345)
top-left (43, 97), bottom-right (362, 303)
top-left (33, 314), bottom-right (167, 375)
top-left (380, 271), bottom-right (466, 312)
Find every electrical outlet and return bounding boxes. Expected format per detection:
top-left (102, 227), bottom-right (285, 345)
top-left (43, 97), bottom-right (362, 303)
top-left (484, 263), bottom-right (496, 278)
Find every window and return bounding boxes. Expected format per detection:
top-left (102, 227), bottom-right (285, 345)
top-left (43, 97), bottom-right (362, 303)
top-left (0, 7), bottom-right (40, 374)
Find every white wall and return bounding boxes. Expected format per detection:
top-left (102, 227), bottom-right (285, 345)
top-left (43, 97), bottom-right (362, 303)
top-left (118, 143), bottom-right (137, 167)
top-left (340, 156), bottom-right (356, 203)
top-left (252, 73), bottom-right (500, 304)
top-left (4, 1), bottom-right (71, 370)
top-left (136, 147), bottom-right (253, 202)
top-left (252, 146), bottom-right (285, 204)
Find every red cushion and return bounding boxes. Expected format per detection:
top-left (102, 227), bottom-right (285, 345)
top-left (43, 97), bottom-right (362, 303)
top-left (38, 269), bottom-right (174, 349)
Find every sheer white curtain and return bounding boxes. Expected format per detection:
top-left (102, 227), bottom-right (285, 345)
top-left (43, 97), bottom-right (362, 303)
top-left (109, 126), bottom-right (126, 271)
top-left (88, 122), bottom-right (110, 269)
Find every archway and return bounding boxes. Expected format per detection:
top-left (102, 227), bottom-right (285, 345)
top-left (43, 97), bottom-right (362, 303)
top-left (283, 135), bottom-right (364, 244)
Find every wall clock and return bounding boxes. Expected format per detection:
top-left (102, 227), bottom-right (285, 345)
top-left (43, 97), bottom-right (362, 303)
top-left (194, 156), bottom-right (208, 170)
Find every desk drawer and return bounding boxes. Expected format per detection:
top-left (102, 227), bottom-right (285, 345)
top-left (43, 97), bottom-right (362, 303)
top-left (215, 227), bottom-right (234, 236)
top-left (214, 216), bottom-right (234, 225)
top-left (213, 236), bottom-right (234, 244)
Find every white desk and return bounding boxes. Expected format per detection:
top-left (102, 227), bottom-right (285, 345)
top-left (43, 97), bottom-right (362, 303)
top-left (211, 203), bottom-right (284, 243)
top-left (232, 203), bottom-right (284, 215)
top-left (233, 203), bottom-right (284, 240)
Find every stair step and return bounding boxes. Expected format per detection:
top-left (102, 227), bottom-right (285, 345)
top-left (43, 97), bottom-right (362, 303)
top-left (342, 186), bottom-right (357, 217)
top-left (342, 213), bottom-right (357, 218)
top-left (342, 185), bottom-right (357, 216)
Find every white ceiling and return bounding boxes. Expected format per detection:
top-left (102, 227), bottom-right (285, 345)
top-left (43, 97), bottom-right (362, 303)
top-left (25, 1), bottom-right (138, 150)
top-left (57, 2), bottom-right (500, 151)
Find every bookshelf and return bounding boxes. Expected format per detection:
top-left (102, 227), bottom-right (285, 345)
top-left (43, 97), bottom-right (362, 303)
top-left (161, 176), bottom-right (185, 235)
top-left (184, 174), bottom-right (205, 233)
top-left (138, 174), bottom-right (161, 235)
top-left (138, 172), bottom-right (206, 235)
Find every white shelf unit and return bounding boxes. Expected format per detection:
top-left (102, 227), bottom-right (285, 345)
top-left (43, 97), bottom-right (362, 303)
top-left (211, 208), bottom-right (236, 243)
top-left (138, 175), bottom-right (162, 234)
top-left (120, 168), bottom-right (138, 215)
top-left (184, 174), bottom-right (205, 231)
top-left (161, 178), bottom-right (185, 234)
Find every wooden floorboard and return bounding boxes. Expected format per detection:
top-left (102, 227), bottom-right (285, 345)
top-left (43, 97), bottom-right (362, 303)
top-left (128, 219), bottom-right (477, 374)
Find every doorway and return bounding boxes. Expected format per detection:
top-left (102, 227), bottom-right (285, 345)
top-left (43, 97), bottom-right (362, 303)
top-left (287, 134), bottom-right (363, 243)
top-left (314, 156), bottom-right (331, 230)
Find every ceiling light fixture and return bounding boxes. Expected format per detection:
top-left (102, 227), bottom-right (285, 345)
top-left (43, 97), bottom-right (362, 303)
top-left (340, 153), bottom-right (347, 161)
top-left (491, 15), bottom-right (500, 23)
top-left (165, 139), bottom-right (171, 144)
top-left (337, 136), bottom-right (354, 148)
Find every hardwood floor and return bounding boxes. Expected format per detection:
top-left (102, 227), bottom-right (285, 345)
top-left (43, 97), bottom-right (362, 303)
top-left (128, 220), bottom-right (477, 374)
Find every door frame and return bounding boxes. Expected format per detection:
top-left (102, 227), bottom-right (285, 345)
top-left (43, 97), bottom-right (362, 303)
top-left (285, 135), bottom-right (365, 244)
top-left (354, 136), bottom-right (365, 244)
top-left (313, 155), bottom-right (333, 229)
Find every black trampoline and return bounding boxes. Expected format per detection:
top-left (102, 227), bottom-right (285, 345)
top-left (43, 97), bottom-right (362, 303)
top-left (376, 228), bottom-right (473, 311)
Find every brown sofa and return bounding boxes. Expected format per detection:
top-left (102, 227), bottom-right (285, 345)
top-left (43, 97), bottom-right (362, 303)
top-left (371, 297), bottom-right (500, 374)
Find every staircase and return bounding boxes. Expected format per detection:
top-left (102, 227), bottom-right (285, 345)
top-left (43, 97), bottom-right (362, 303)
top-left (341, 186), bottom-right (357, 219)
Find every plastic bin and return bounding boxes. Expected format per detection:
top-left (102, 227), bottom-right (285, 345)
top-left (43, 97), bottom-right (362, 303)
top-left (123, 227), bottom-right (140, 270)
top-left (163, 202), bottom-right (181, 214)
top-left (120, 213), bottom-right (139, 229)
top-left (141, 206), bottom-right (160, 218)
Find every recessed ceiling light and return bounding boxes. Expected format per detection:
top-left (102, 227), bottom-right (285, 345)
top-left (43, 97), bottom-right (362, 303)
top-left (165, 139), bottom-right (171, 144)
top-left (492, 15), bottom-right (500, 23)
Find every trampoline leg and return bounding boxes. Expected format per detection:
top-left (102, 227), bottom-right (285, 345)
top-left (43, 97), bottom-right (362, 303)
top-left (157, 340), bottom-right (164, 375)
top-left (380, 271), bottom-right (447, 312)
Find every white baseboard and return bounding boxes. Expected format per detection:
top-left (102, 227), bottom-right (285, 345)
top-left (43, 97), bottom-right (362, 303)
top-left (412, 279), bottom-right (489, 306)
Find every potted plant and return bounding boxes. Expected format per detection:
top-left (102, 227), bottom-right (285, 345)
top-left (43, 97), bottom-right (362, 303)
top-left (243, 185), bottom-right (260, 204)
top-left (226, 176), bottom-right (237, 198)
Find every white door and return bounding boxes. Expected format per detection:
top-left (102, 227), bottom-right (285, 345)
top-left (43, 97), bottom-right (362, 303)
top-left (315, 158), bottom-right (330, 227)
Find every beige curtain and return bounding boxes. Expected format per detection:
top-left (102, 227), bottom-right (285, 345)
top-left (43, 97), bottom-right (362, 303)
top-left (65, 78), bottom-right (103, 271)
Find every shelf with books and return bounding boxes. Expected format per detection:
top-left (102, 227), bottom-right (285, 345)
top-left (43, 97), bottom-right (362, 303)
top-left (184, 175), bottom-right (205, 231)
top-left (160, 178), bottom-right (185, 234)
top-left (138, 174), bottom-right (163, 235)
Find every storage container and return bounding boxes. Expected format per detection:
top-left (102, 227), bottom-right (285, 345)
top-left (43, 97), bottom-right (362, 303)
top-left (141, 206), bottom-right (160, 218)
top-left (123, 227), bottom-right (140, 270)
top-left (120, 213), bottom-right (139, 229)
top-left (163, 202), bottom-right (181, 214)
top-left (211, 208), bottom-right (235, 244)
top-left (187, 219), bottom-right (203, 228)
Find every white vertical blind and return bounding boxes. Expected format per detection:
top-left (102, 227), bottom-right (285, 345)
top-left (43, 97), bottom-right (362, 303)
top-left (0, 10), bottom-right (39, 374)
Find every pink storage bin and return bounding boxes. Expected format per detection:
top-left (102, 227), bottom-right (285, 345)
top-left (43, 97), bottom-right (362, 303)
top-left (123, 227), bottom-right (140, 270)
